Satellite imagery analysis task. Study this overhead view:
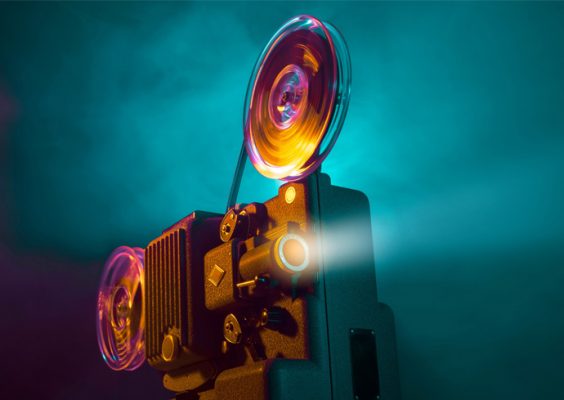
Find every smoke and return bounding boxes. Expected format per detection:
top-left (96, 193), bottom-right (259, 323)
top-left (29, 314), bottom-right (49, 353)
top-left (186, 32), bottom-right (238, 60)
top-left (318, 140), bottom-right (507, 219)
top-left (0, 3), bottom-right (262, 258)
top-left (0, 2), bottom-right (356, 259)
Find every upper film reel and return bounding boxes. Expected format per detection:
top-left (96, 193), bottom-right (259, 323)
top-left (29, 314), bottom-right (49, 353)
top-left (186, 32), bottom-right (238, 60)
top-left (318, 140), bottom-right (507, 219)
top-left (244, 15), bottom-right (351, 181)
top-left (96, 246), bottom-right (145, 371)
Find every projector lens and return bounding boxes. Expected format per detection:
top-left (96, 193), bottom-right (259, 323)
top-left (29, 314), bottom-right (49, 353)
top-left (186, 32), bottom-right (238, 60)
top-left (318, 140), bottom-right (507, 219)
top-left (275, 233), bottom-right (310, 273)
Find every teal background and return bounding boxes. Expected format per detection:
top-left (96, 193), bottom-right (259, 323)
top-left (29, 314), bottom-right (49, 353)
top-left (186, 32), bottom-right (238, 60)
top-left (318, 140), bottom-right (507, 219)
top-left (1, 2), bottom-right (563, 399)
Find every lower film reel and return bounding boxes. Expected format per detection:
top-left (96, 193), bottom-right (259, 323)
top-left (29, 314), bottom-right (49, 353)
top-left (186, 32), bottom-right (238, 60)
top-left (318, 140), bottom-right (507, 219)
top-left (96, 246), bottom-right (145, 371)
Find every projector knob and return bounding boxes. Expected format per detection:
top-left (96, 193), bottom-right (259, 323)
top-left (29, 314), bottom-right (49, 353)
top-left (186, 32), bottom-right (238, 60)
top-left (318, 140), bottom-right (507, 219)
top-left (260, 307), bottom-right (284, 330)
top-left (161, 334), bottom-right (179, 362)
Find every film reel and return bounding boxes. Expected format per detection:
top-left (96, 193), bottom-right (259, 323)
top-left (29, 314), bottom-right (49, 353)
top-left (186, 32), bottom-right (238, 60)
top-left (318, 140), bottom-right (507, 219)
top-left (244, 15), bottom-right (351, 181)
top-left (96, 246), bottom-right (145, 371)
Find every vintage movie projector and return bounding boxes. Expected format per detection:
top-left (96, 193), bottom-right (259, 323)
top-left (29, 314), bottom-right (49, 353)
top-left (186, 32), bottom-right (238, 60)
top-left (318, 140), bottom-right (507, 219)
top-left (96, 15), bottom-right (400, 400)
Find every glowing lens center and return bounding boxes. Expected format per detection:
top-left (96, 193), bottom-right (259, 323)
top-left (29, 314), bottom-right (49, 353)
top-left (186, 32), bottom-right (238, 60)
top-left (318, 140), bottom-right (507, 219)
top-left (268, 64), bottom-right (308, 129)
top-left (111, 286), bottom-right (131, 330)
top-left (283, 239), bottom-right (307, 267)
top-left (276, 233), bottom-right (310, 273)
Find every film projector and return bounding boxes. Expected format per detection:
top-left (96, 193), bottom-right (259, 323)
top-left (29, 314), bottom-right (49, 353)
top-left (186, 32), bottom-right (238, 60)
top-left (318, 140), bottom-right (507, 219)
top-left (96, 15), bottom-right (400, 400)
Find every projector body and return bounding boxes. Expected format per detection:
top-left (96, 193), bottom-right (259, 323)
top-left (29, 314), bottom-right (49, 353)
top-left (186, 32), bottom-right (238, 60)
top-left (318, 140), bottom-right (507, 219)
top-left (144, 173), bottom-right (399, 400)
top-left (96, 15), bottom-right (400, 400)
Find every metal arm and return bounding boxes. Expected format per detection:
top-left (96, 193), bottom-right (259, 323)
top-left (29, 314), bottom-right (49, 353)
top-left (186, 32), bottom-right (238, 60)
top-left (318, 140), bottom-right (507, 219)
top-left (226, 141), bottom-right (248, 211)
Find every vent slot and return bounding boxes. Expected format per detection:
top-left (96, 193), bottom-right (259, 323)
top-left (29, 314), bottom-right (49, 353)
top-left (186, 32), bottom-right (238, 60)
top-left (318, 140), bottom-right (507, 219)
top-left (145, 229), bottom-right (186, 360)
top-left (350, 328), bottom-right (380, 400)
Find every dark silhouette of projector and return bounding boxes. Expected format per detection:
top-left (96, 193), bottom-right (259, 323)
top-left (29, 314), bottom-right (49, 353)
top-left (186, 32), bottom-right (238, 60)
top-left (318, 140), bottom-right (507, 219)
top-left (96, 15), bottom-right (400, 400)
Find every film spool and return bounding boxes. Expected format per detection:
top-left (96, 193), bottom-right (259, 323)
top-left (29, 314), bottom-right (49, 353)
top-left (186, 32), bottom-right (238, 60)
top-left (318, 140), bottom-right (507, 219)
top-left (96, 246), bottom-right (145, 371)
top-left (243, 15), bottom-right (351, 181)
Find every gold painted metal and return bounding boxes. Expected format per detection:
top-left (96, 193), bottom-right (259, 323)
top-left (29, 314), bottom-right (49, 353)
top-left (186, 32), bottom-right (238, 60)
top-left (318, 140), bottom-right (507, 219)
top-left (162, 334), bottom-right (179, 362)
top-left (208, 265), bottom-right (226, 287)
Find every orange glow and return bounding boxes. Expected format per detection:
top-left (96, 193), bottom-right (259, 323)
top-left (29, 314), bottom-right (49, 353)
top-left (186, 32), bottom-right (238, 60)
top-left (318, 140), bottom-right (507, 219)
top-left (282, 238), bottom-right (307, 267)
top-left (300, 44), bottom-right (319, 75)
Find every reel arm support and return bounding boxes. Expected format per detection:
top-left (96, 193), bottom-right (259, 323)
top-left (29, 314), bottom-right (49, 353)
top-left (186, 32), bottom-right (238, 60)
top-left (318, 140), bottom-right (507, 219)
top-left (226, 141), bottom-right (248, 212)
